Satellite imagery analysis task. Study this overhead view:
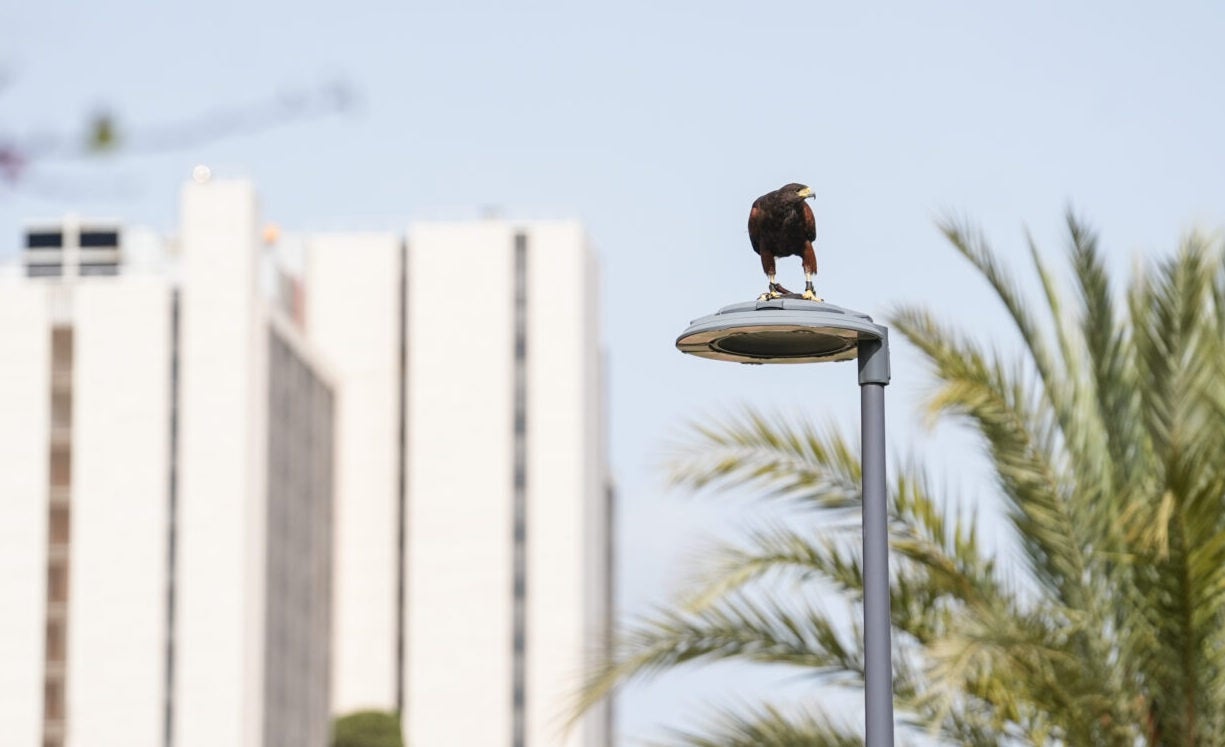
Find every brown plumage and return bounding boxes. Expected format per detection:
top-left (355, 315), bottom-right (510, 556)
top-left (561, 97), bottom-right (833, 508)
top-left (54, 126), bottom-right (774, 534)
top-left (747, 182), bottom-right (819, 300)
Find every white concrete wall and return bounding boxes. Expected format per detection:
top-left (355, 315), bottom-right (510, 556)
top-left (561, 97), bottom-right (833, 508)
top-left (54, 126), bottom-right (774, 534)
top-left (305, 234), bottom-right (401, 714)
top-left (69, 278), bottom-right (171, 747)
top-left (403, 221), bottom-right (610, 747)
top-left (404, 222), bottom-right (515, 746)
top-left (176, 179), bottom-right (264, 747)
top-left (0, 286), bottom-right (50, 747)
top-left (524, 223), bottom-right (609, 747)
top-left (262, 311), bottom-right (333, 747)
top-left (580, 244), bottom-right (613, 747)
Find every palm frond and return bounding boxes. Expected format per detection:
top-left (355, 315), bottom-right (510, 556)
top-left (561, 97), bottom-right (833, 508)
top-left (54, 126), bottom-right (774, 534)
top-left (680, 525), bottom-right (864, 613)
top-left (890, 306), bottom-right (1088, 604)
top-left (668, 411), bottom-right (862, 515)
top-left (936, 217), bottom-right (1060, 390)
top-left (574, 592), bottom-right (862, 717)
top-left (1065, 211), bottom-right (1141, 488)
top-left (656, 702), bottom-right (862, 747)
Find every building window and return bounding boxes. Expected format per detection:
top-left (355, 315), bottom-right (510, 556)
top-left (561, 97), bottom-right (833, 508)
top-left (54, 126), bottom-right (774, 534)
top-left (44, 681), bottom-right (64, 720)
top-left (26, 231), bottom-right (63, 249)
top-left (511, 232), bottom-right (528, 747)
top-left (44, 326), bottom-right (72, 747)
top-left (47, 564), bottom-right (69, 605)
top-left (51, 392), bottom-right (72, 431)
top-left (49, 448), bottom-right (71, 488)
top-left (27, 264), bottom-right (64, 278)
top-left (79, 230), bottom-right (119, 248)
top-left (45, 619), bottom-right (66, 664)
top-left (49, 505), bottom-right (70, 545)
top-left (51, 329), bottom-right (73, 370)
top-left (79, 263), bottom-right (119, 277)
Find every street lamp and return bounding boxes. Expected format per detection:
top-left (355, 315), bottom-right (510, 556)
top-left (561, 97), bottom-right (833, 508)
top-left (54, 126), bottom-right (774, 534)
top-left (676, 297), bottom-right (894, 747)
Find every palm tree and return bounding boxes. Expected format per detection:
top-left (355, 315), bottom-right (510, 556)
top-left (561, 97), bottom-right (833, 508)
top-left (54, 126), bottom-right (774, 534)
top-left (578, 214), bottom-right (1225, 745)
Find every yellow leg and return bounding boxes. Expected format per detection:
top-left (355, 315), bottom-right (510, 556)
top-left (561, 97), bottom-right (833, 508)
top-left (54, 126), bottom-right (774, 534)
top-left (758, 274), bottom-right (784, 301)
top-left (801, 273), bottom-right (822, 302)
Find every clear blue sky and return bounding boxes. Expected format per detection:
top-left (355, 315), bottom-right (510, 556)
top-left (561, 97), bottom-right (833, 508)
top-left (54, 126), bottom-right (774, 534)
top-left (4, 1), bottom-right (1225, 741)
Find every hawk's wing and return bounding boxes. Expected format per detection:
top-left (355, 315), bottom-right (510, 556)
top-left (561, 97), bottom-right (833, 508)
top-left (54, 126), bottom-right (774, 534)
top-left (803, 201), bottom-right (816, 242)
top-left (748, 204), bottom-right (764, 254)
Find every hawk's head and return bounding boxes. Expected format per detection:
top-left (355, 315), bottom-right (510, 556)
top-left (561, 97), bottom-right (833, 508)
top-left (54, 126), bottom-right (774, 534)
top-left (779, 183), bottom-right (815, 202)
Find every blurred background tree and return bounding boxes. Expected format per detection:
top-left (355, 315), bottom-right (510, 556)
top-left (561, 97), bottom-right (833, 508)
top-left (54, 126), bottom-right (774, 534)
top-left (331, 710), bottom-right (403, 747)
top-left (0, 73), bottom-right (354, 198)
top-left (578, 215), bottom-right (1225, 745)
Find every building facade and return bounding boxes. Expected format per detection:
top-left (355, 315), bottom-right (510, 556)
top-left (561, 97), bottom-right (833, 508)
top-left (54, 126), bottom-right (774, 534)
top-left (400, 220), bottom-right (612, 747)
top-left (0, 177), bottom-right (612, 747)
top-left (0, 185), bottom-right (337, 747)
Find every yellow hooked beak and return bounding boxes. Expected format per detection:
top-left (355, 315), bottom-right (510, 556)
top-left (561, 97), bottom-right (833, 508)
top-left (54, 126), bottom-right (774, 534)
top-left (797, 187), bottom-right (815, 200)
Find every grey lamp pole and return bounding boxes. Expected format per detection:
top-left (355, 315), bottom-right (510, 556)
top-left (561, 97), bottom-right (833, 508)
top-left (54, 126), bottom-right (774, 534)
top-left (677, 298), bottom-right (894, 747)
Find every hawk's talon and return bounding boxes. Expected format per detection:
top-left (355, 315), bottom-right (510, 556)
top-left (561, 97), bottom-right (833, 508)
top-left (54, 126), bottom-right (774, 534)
top-left (801, 290), bottom-right (822, 301)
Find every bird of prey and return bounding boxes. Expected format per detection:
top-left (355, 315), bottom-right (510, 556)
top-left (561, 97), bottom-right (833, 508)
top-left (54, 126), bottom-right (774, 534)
top-left (747, 182), bottom-right (820, 301)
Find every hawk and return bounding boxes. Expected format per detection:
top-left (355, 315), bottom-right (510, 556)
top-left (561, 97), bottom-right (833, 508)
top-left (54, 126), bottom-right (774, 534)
top-left (747, 182), bottom-right (820, 301)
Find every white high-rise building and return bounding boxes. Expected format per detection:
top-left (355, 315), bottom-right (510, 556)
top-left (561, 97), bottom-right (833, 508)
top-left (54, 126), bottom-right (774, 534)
top-left (0, 177), bottom-right (613, 747)
top-left (401, 221), bottom-right (612, 747)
